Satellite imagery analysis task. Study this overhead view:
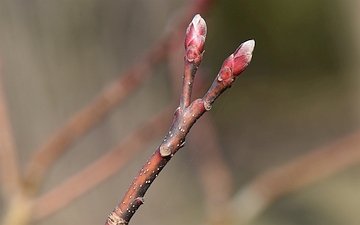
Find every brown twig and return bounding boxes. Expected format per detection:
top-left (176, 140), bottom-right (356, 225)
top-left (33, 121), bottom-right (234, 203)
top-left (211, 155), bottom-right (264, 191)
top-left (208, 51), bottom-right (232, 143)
top-left (32, 104), bottom-right (174, 221)
top-left (32, 3), bottom-right (214, 218)
top-left (167, 21), bottom-right (234, 225)
top-left (180, 14), bottom-right (206, 108)
top-left (0, 63), bottom-right (21, 199)
top-left (23, 0), bottom-right (217, 193)
top-left (105, 14), bottom-right (255, 225)
top-left (232, 130), bottom-right (360, 224)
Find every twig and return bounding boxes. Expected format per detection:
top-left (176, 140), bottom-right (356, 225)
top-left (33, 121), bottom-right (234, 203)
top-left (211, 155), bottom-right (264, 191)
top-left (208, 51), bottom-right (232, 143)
top-left (33, 9), bottom-right (210, 219)
top-left (167, 22), bottom-right (234, 225)
top-left (0, 63), bottom-right (21, 199)
top-left (232, 130), bottom-right (360, 224)
top-left (32, 104), bottom-right (174, 221)
top-left (105, 14), bottom-right (255, 225)
top-left (180, 14), bottom-right (206, 108)
top-left (24, 0), bottom-right (217, 195)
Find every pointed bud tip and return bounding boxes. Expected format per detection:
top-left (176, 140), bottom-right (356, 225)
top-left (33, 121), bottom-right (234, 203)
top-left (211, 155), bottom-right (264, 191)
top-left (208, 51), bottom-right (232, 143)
top-left (185, 14), bottom-right (207, 58)
top-left (229, 40), bottom-right (255, 76)
top-left (192, 14), bottom-right (207, 36)
top-left (192, 14), bottom-right (202, 23)
top-left (244, 39), bottom-right (255, 63)
top-left (235, 39), bottom-right (255, 57)
top-left (243, 39), bottom-right (255, 52)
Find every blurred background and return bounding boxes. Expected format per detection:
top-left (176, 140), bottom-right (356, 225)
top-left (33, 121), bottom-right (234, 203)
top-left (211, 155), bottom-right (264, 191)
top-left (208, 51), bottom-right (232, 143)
top-left (1, 0), bottom-right (360, 224)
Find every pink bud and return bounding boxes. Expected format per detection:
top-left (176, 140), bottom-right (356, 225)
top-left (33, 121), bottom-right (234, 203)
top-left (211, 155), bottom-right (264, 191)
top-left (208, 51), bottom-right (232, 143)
top-left (218, 40), bottom-right (255, 82)
top-left (232, 40), bottom-right (255, 76)
top-left (185, 14), bottom-right (207, 56)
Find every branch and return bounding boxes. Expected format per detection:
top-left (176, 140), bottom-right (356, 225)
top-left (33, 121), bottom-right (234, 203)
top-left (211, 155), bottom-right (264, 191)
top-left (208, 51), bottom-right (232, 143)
top-left (105, 14), bottom-right (255, 225)
top-left (32, 104), bottom-right (174, 221)
top-left (232, 130), bottom-right (360, 224)
top-left (167, 23), bottom-right (233, 225)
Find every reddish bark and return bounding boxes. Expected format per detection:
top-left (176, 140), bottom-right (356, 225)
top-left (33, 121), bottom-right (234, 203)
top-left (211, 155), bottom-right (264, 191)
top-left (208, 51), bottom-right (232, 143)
top-left (105, 15), bottom-right (254, 225)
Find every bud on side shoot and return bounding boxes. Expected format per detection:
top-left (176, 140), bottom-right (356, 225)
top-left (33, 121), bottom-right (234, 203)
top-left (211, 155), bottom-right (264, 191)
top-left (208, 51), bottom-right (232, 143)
top-left (218, 40), bottom-right (255, 82)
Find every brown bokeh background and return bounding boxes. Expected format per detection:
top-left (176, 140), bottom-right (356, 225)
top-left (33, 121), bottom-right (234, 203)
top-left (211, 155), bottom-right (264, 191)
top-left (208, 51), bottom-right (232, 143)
top-left (1, 1), bottom-right (360, 224)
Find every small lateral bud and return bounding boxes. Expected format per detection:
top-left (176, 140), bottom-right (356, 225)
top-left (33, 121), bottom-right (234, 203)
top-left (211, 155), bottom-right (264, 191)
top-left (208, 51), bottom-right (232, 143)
top-left (232, 40), bottom-right (255, 76)
top-left (218, 40), bottom-right (255, 82)
top-left (160, 145), bottom-right (171, 157)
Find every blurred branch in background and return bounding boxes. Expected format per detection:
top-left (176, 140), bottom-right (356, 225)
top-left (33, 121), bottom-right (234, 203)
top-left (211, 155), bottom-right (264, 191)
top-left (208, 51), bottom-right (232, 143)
top-left (0, 64), bottom-right (33, 225)
top-left (32, 104), bottom-right (174, 221)
top-left (23, 19), bottom-right (168, 193)
top-left (24, 0), bottom-right (216, 195)
top-left (103, 14), bottom-right (255, 225)
top-left (232, 130), bottom-right (360, 224)
top-left (0, 63), bottom-right (21, 200)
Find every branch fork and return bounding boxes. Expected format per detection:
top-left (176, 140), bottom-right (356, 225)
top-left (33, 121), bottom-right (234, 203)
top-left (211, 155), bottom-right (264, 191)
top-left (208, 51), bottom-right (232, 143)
top-left (105, 14), bottom-right (255, 225)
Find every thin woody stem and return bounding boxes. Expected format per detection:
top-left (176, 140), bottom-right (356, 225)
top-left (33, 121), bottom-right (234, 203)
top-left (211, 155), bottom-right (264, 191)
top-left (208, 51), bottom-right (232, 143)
top-left (105, 16), bottom-right (255, 223)
top-left (32, 104), bottom-right (174, 221)
top-left (31, 4), bottom-right (217, 220)
top-left (167, 21), bottom-right (233, 224)
top-left (107, 99), bottom-right (208, 225)
top-left (180, 61), bottom-right (198, 108)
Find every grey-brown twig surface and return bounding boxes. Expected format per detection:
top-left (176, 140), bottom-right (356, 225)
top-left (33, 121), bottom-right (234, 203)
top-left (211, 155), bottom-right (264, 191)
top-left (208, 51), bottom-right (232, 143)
top-left (105, 14), bottom-right (255, 225)
top-left (167, 21), bottom-right (234, 224)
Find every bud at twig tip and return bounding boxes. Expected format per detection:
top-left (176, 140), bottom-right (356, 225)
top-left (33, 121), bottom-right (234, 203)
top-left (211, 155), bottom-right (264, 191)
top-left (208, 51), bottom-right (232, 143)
top-left (185, 14), bottom-right (207, 53)
top-left (231, 39), bottom-right (255, 76)
top-left (234, 39), bottom-right (255, 62)
top-left (242, 40), bottom-right (255, 53)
